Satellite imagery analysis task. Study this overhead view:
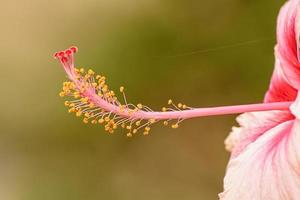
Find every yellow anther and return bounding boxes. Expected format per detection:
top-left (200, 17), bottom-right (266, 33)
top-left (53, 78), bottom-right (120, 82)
top-left (103, 93), bottom-right (110, 98)
top-left (74, 94), bottom-right (80, 99)
top-left (84, 113), bottom-right (90, 118)
top-left (68, 82), bottom-right (74, 89)
top-left (120, 86), bottom-right (124, 93)
top-left (135, 121), bottom-right (141, 126)
top-left (89, 102), bottom-right (94, 108)
top-left (127, 133), bottom-right (133, 137)
top-left (171, 124), bottom-right (179, 129)
top-left (145, 127), bottom-right (151, 132)
top-left (80, 97), bottom-right (88, 103)
top-left (143, 131), bottom-right (149, 136)
top-left (84, 74), bottom-right (91, 80)
top-left (64, 101), bottom-right (70, 106)
top-left (68, 108), bottom-right (75, 113)
top-left (79, 68), bottom-right (84, 73)
top-left (162, 107), bottom-right (167, 112)
top-left (113, 124), bottom-right (117, 129)
top-left (182, 104), bottom-right (187, 109)
top-left (59, 92), bottom-right (65, 97)
top-left (109, 129), bottom-right (114, 134)
top-left (137, 104), bottom-right (143, 109)
top-left (88, 69), bottom-right (95, 75)
top-left (63, 90), bottom-right (70, 95)
top-left (110, 90), bottom-right (115, 96)
top-left (98, 118), bottom-right (104, 124)
top-left (178, 103), bottom-right (183, 108)
top-left (76, 111), bottom-right (82, 117)
top-left (149, 119), bottom-right (156, 124)
top-left (99, 83), bottom-right (105, 88)
top-left (102, 85), bottom-right (108, 93)
top-left (91, 119), bottom-right (97, 124)
top-left (92, 82), bottom-right (97, 87)
top-left (126, 125), bottom-right (132, 130)
top-left (105, 117), bottom-right (110, 122)
top-left (168, 99), bottom-right (173, 105)
top-left (105, 126), bottom-right (110, 131)
top-left (83, 118), bottom-right (89, 124)
top-left (121, 123), bottom-right (126, 128)
top-left (133, 129), bottom-right (137, 134)
top-left (163, 121), bottom-right (169, 126)
top-left (69, 103), bottom-right (75, 107)
top-left (96, 75), bottom-right (101, 79)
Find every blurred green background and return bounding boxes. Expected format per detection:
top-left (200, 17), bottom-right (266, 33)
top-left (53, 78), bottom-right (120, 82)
top-left (0, 0), bottom-right (285, 199)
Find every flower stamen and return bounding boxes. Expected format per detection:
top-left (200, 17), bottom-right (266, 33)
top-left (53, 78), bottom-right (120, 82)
top-left (54, 46), bottom-right (293, 137)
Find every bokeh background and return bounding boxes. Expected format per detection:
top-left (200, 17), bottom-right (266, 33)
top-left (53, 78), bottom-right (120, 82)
top-left (1, 0), bottom-right (286, 199)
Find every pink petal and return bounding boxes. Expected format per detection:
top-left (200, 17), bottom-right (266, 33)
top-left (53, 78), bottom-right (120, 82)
top-left (220, 118), bottom-right (300, 199)
top-left (265, 0), bottom-right (300, 102)
top-left (290, 91), bottom-right (300, 119)
top-left (225, 110), bottom-right (293, 158)
top-left (264, 56), bottom-right (298, 102)
top-left (221, 1), bottom-right (300, 198)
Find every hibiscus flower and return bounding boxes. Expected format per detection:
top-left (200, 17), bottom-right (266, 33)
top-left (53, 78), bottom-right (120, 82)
top-left (54, 0), bottom-right (300, 198)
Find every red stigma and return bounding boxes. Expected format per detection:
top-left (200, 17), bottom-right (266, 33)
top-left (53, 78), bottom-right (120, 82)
top-left (53, 52), bottom-right (59, 58)
top-left (53, 46), bottom-right (78, 61)
top-left (61, 56), bottom-right (68, 63)
top-left (70, 46), bottom-right (78, 53)
top-left (58, 51), bottom-right (65, 57)
top-left (65, 49), bottom-right (72, 55)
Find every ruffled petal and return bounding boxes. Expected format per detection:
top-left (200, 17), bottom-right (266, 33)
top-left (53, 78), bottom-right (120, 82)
top-left (264, 55), bottom-right (298, 102)
top-left (290, 91), bottom-right (300, 118)
top-left (265, 0), bottom-right (300, 102)
top-left (220, 119), bottom-right (300, 200)
top-left (225, 110), bottom-right (293, 158)
top-left (221, 1), bottom-right (300, 199)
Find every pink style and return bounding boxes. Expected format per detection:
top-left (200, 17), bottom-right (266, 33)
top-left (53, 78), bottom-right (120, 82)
top-left (54, 0), bottom-right (300, 199)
